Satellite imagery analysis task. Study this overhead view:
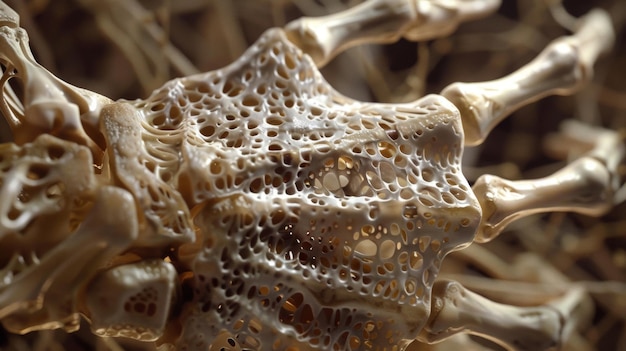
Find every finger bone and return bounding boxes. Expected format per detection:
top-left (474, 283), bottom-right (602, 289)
top-left (285, 0), bottom-right (499, 66)
top-left (442, 9), bottom-right (614, 146)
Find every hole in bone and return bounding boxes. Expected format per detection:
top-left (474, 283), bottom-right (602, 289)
top-left (150, 103), bottom-right (165, 112)
top-left (450, 187), bottom-right (467, 201)
top-left (421, 168), bottom-right (434, 182)
top-left (45, 182), bottom-right (65, 199)
top-left (209, 161), bottom-right (222, 175)
top-left (276, 63), bottom-right (290, 80)
top-left (379, 240), bottom-right (395, 260)
top-left (402, 204), bottom-right (418, 219)
top-left (378, 142), bottom-right (395, 158)
top-left (284, 52), bottom-right (297, 70)
top-left (379, 162), bottom-right (395, 183)
top-left (431, 239), bottom-right (441, 252)
top-left (460, 218), bottom-right (471, 227)
top-left (2, 68), bottom-right (24, 107)
top-left (418, 236), bottom-right (431, 252)
top-left (354, 239), bottom-right (377, 257)
top-left (46, 145), bottom-right (65, 160)
top-left (242, 95), bottom-right (259, 107)
top-left (441, 192), bottom-right (455, 204)
top-left (26, 163), bottom-right (49, 180)
top-left (170, 105), bottom-right (182, 121)
top-left (419, 197), bottom-right (434, 207)
top-left (266, 116), bottom-right (283, 126)
top-left (410, 251), bottom-right (423, 270)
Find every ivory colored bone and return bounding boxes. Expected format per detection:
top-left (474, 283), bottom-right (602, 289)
top-left (0, 0), bottom-right (621, 350)
top-left (285, 0), bottom-right (500, 66)
top-left (472, 128), bottom-right (624, 243)
top-left (442, 9), bottom-right (614, 146)
top-left (0, 0), bottom-right (17, 28)
top-left (0, 185), bottom-right (138, 333)
top-left (0, 5), bottom-right (111, 159)
top-left (419, 280), bottom-right (589, 351)
top-left (85, 259), bottom-right (177, 341)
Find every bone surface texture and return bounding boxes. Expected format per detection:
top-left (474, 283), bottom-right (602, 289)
top-left (0, 1), bottom-right (623, 351)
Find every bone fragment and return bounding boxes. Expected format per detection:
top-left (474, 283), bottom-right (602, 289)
top-left (418, 280), bottom-right (589, 351)
top-left (284, 0), bottom-right (500, 66)
top-left (442, 9), bottom-right (614, 146)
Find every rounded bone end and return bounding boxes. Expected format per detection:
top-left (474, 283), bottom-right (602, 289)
top-left (573, 9), bottom-right (615, 70)
top-left (472, 156), bottom-right (616, 243)
top-left (442, 82), bottom-right (499, 146)
top-left (284, 19), bottom-right (328, 66)
top-left (471, 174), bottom-right (506, 243)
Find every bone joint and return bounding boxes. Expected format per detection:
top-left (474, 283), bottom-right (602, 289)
top-left (441, 9), bottom-right (614, 146)
top-left (473, 125), bottom-right (625, 242)
top-left (285, 0), bottom-right (500, 66)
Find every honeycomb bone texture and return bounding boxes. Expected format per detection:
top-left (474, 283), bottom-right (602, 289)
top-left (135, 28), bottom-right (481, 350)
top-left (0, 1), bottom-right (622, 350)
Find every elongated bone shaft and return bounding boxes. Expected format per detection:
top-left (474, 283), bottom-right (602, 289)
top-left (284, 0), bottom-right (500, 66)
top-left (418, 280), bottom-right (589, 351)
top-left (442, 9), bottom-right (614, 146)
top-left (472, 128), bottom-right (624, 243)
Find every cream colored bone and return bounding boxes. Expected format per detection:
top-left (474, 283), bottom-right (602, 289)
top-left (472, 126), bottom-right (624, 243)
top-left (0, 0), bottom-right (621, 350)
top-left (442, 9), bottom-right (614, 146)
top-left (85, 259), bottom-right (177, 341)
top-left (0, 185), bottom-right (138, 333)
top-left (418, 280), bottom-right (589, 351)
top-left (284, 0), bottom-right (500, 66)
top-left (0, 1), bottom-right (111, 158)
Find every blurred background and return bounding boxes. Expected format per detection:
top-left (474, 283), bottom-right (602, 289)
top-left (1, 0), bottom-right (625, 350)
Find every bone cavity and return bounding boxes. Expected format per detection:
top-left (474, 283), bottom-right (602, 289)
top-left (0, 185), bottom-right (138, 333)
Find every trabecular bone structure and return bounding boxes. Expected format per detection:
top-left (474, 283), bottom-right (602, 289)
top-left (0, 0), bottom-right (623, 350)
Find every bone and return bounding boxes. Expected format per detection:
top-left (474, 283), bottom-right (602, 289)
top-left (0, 22), bottom-right (111, 161)
top-left (85, 259), bottom-right (178, 341)
top-left (0, 186), bottom-right (138, 333)
top-left (418, 280), bottom-right (589, 351)
top-left (0, 1), bottom-right (18, 28)
top-left (472, 128), bottom-right (624, 243)
top-left (442, 9), bottom-right (614, 146)
top-left (284, 0), bottom-right (500, 67)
